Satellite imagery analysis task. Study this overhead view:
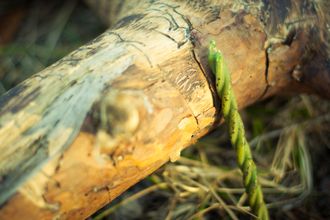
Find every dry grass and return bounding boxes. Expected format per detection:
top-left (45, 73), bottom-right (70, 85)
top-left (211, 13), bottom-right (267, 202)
top-left (0, 1), bottom-right (329, 219)
top-left (94, 96), bottom-right (330, 220)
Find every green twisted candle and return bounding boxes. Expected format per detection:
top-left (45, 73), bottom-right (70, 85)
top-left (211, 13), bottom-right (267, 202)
top-left (208, 40), bottom-right (269, 220)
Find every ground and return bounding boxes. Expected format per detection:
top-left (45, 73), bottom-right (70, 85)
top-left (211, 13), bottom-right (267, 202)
top-left (0, 0), bottom-right (329, 219)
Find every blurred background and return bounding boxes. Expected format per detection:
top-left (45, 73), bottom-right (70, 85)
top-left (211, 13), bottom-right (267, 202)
top-left (0, 0), bottom-right (105, 92)
top-left (0, 0), bottom-right (329, 219)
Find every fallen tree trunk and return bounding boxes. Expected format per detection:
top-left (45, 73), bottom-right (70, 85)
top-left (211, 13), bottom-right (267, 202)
top-left (0, 0), bottom-right (329, 219)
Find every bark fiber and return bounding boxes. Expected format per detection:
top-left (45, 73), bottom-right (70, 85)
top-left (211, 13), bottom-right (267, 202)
top-left (0, 0), bottom-right (329, 219)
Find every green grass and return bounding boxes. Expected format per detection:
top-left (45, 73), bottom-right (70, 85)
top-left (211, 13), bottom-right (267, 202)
top-left (1, 1), bottom-right (330, 219)
top-left (93, 96), bottom-right (330, 220)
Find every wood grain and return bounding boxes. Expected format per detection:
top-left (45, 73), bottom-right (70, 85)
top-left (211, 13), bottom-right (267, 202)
top-left (0, 0), bottom-right (329, 219)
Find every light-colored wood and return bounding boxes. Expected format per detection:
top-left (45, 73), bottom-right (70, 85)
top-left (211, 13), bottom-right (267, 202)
top-left (0, 0), bottom-right (329, 219)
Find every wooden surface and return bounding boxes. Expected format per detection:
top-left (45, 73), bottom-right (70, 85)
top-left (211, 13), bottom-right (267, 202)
top-left (0, 0), bottom-right (329, 219)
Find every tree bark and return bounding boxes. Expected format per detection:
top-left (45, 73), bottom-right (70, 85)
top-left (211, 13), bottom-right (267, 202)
top-left (0, 0), bottom-right (329, 219)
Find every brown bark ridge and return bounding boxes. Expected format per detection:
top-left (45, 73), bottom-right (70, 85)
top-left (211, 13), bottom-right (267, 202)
top-left (0, 0), bottom-right (329, 219)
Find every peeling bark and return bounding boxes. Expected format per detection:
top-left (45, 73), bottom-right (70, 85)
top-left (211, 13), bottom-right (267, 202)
top-left (0, 0), bottom-right (329, 219)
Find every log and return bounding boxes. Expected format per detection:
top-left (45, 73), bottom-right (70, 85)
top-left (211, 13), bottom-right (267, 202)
top-left (0, 0), bottom-right (329, 219)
